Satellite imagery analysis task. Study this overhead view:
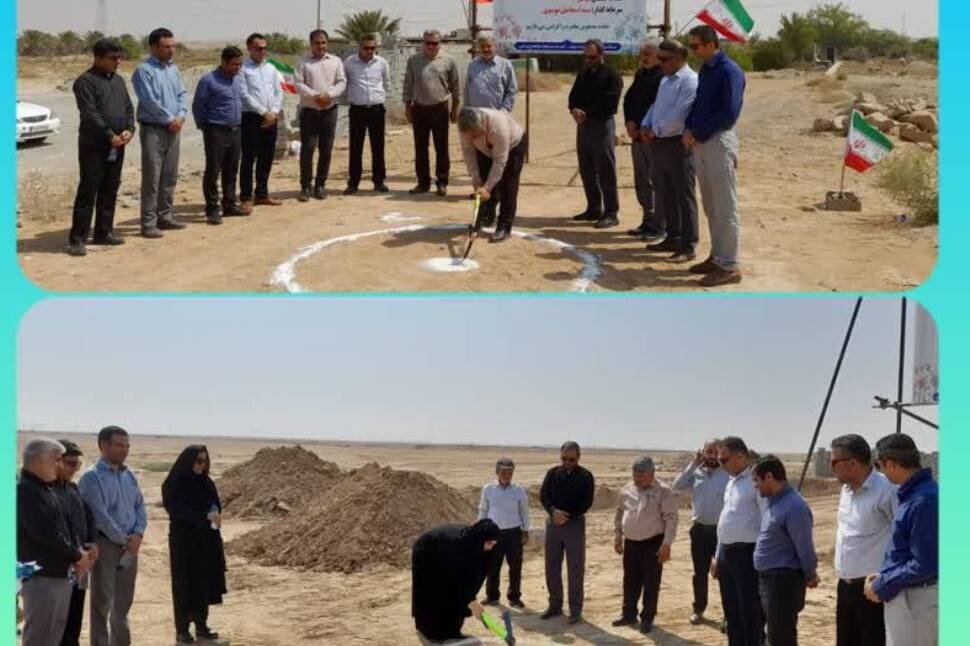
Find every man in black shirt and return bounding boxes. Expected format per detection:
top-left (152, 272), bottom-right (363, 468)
top-left (18, 438), bottom-right (94, 646)
top-left (568, 40), bottom-right (623, 229)
top-left (623, 40), bottom-right (664, 240)
top-left (53, 440), bottom-right (99, 646)
top-left (540, 441), bottom-right (595, 623)
top-left (68, 39), bottom-right (135, 257)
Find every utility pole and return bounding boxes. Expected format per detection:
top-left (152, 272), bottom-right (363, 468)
top-left (663, 0), bottom-right (671, 37)
top-left (96, 0), bottom-right (108, 34)
top-left (317, 0), bottom-right (324, 29)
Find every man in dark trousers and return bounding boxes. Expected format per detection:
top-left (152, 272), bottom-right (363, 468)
top-left (342, 33), bottom-right (391, 195)
top-left (239, 32), bottom-right (284, 212)
top-left (612, 456), bottom-right (679, 634)
top-left (623, 39), bottom-right (664, 240)
top-left (68, 38), bottom-right (134, 257)
top-left (18, 438), bottom-right (95, 646)
top-left (54, 440), bottom-right (100, 646)
top-left (192, 47), bottom-right (246, 225)
top-left (540, 441), bottom-right (595, 624)
top-left (752, 456), bottom-right (819, 646)
top-left (568, 39), bottom-right (623, 229)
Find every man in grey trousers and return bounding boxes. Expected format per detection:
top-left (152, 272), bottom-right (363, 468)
top-left (540, 441), bottom-right (595, 623)
top-left (79, 426), bottom-right (147, 646)
top-left (132, 27), bottom-right (189, 239)
top-left (18, 438), bottom-right (95, 646)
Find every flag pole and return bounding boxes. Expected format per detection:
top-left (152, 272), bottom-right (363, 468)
top-left (896, 298), bottom-right (908, 433)
top-left (839, 162), bottom-right (847, 196)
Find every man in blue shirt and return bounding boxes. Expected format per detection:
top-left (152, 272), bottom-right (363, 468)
top-left (683, 25), bottom-right (746, 287)
top-left (640, 40), bottom-right (699, 263)
top-left (240, 33), bottom-right (284, 210)
top-left (78, 426), bottom-right (147, 646)
top-left (132, 28), bottom-right (189, 239)
top-left (478, 458), bottom-right (530, 608)
top-left (464, 36), bottom-right (517, 112)
top-left (752, 455), bottom-right (819, 646)
top-left (865, 434), bottom-right (938, 646)
top-left (192, 47), bottom-right (246, 225)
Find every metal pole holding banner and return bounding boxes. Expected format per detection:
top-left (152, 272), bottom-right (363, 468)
top-left (896, 297), bottom-right (907, 433)
top-left (797, 297), bottom-right (863, 492)
top-left (525, 57), bottom-right (531, 163)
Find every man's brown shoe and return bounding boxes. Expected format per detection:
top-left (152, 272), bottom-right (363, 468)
top-left (699, 267), bottom-right (742, 287)
top-left (688, 257), bottom-right (718, 274)
top-left (255, 197), bottom-right (283, 206)
top-left (240, 200), bottom-right (254, 215)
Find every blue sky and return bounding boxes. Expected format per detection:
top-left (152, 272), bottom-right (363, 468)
top-left (18, 0), bottom-right (938, 41)
top-left (17, 297), bottom-right (938, 453)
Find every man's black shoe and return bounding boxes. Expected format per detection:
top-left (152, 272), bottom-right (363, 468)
top-left (489, 229), bottom-right (511, 244)
top-left (436, 184), bottom-right (448, 197)
top-left (409, 185), bottom-right (431, 195)
top-left (141, 227), bottom-right (164, 239)
top-left (627, 223), bottom-right (647, 236)
top-left (223, 204), bottom-right (248, 216)
top-left (175, 632), bottom-right (194, 644)
top-left (509, 599), bottom-right (525, 609)
top-left (669, 249), bottom-right (697, 263)
top-left (298, 188), bottom-right (311, 202)
top-left (206, 216), bottom-right (223, 226)
top-left (540, 608), bottom-right (562, 620)
top-left (196, 627), bottom-right (219, 640)
top-left (157, 219), bottom-right (186, 230)
top-left (594, 215), bottom-right (620, 229)
top-left (374, 182), bottom-right (389, 193)
top-left (572, 212), bottom-right (600, 221)
top-left (313, 186), bottom-right (327, 200)
top-left (343, 185), bottom-right (358, 196)
top-left (647, 238), bottom-right (682, 252)
top-left (90, 233), bottom-right (125, 246)
top-left (641, 230), bottom-right (667, 244)
top-left (567, 614), bottom-right (583, 625)
top-left (611, 616), bottom-right (637, 627)
top-left (639, 621), bottom-right (653, 634)
top-left (67, 242), bottom-right (87, 257)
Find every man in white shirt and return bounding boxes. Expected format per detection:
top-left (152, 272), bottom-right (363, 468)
top-left (342, 34), bottom-right (391, 195)
top-left (713, 436), bottom-right (766, 646)
top-left (478, 457), bottom-right (530, 608)
top-left (830, 434), bottom-right (898, 646)
top-left (239, 33), bottom-right (284, 212)
top-left (295, 29), bottom-right (347, 201)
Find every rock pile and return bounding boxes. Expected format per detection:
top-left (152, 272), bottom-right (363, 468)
top-left (812, 91), bottom-right (938, 148)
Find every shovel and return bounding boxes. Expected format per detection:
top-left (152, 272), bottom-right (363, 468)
top-left (460, 194), bottom-right (483, 262)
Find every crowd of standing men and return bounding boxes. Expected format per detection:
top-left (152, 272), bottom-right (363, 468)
top-left (418, 433), bottom-right (937, 645)
top-left (63, 23), bottom-right (746, 287)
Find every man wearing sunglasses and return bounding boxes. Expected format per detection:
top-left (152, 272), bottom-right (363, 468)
top-left (864, 434), bottom-right (938, 646)
top-left (683, 25), bottom-right (746, 287)
top-left (239, 33), bottom-right (284, 212)
top-left (830, 434), bottom-right (897, 646)
top-left (712, 436), bottom-right (766, 646)
top-left (132, 27), bottom-right (189, 239)
top-left (68, 39), bottom-right (135, 257)
top-left (53, 440), bottom-right (100, 646)
top-left (403, 30), bottom-right (461, 197)
top-left (343, 33), bottom-right (391, 195)
top-left (539, 441), bottom-right (595, 624)
top-left (568, 39), bottom-right (623, 229)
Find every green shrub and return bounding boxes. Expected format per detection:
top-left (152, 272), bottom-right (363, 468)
top-left (876, 149), bottom-right (938, 225)
top-left (751, 38), bottom-right (790, 71)
top-left (724, 44), bottom-right (753, 71)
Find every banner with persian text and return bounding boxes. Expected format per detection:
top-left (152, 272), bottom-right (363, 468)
top-left (493, 0), bottom-right (648, 55)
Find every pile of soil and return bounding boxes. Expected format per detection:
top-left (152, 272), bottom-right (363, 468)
top-left (524, 483), bottom-right (619, 512)
top-left (218, 446), bottom-right (342, 518)
top-left (228, 463), bottom-right (477, 572)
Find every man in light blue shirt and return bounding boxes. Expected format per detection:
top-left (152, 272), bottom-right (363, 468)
top-left (640, 39), bottom-right (699, 263)
top-left (752, 456), bottom-right (819, 646)
top-left (478, 457), bottom-right (530, 608)
top-left (465, 36), bottom-right (517, 112)
top-left (132, 27), bottom-right (189, 239)
top-left (343, 34), bottom-right (391, 194)
top-left (78, 426), bottom-right (146, 646)
top-left (673, 439), bottom-right (729, 624)
top-left (239, 33), bottom-right (284, 211)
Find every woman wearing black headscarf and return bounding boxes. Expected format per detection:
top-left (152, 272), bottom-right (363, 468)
top-left (162, 445), bottom-right (227, 644)
top-left (412, 518), bottom-right (502, 642)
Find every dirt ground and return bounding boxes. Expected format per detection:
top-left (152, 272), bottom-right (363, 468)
top-left (17, 432), bottom-right (846, 646)
top-left (16, 67), bottom-right (937, 293)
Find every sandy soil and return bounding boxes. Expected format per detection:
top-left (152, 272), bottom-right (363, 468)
top-left (18, 432), bottom-right (846, 646)
top-left (17, 69), bottom-right (937, 293)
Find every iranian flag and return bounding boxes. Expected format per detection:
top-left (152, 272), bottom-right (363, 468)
top-left (268, 58), bottom-right (298, 94)
top-left (845, 110), bottom-right (894, 172)
top-left (697, 0), bottom-right (755, 43)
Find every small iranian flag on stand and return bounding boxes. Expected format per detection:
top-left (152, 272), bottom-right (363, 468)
top-left (696, 0), bottom-right (755, 43)
top-left (268, 58), bottom-right (298, 94)
top-left (845, 110), bottom-right (894, 172)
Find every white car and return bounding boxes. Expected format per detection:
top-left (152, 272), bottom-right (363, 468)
top-left (17, 100), bottom-right (61, 145)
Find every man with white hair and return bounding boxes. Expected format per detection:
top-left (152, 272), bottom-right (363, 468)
top-left (403, 29), bottom-right (461, 196)
top-left (458, 106), bottom-right (528, 242)
top-left (612, 455), bottom-right (679, 634)
top-left (464, 35), bottom-right (517, 112)
top-left (479, 457), bottom-right (530, 607)
top-left (18, 438), bottom-right (94, 646)
top-left (623, 39), bottom-right (664, 241)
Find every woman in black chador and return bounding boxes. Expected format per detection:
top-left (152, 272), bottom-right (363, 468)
top-left (411, 518), bottom-right (501, 642)
top-left (162, 445), bottom-right (227, 644)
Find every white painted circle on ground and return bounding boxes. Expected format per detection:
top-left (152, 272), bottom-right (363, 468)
top-left (420, 257), bottom-right (481, 272)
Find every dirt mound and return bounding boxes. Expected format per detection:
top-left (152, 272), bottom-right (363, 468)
top-left (228, 463), bottom-right (477, 572)
top-left (524, 482), bottom-right (619, 512)
top-left (218, 446), bottom-right (342, 518)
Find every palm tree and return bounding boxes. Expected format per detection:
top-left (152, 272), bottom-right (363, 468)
top-left (335, 10), bottom-right (402, 44)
